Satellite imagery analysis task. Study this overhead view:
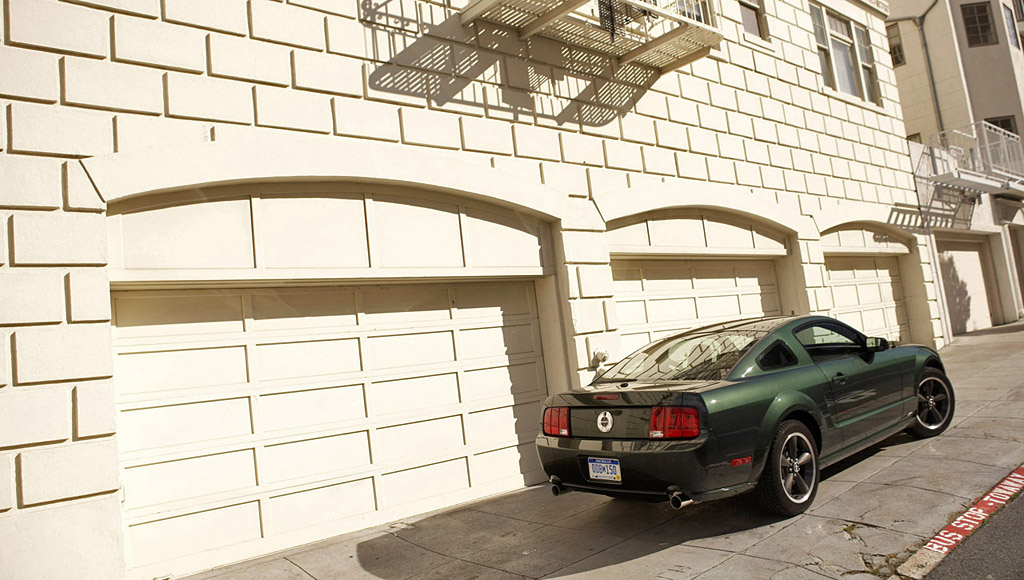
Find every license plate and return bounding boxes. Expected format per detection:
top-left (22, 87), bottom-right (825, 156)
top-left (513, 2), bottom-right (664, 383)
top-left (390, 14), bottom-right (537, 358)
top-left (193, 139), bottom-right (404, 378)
top-left (587, 458), bottom-right (621, 482)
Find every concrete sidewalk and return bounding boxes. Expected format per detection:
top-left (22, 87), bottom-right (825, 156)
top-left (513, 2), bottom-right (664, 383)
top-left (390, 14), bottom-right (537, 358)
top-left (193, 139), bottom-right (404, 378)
top-left (187, 322), bottom-right (1024, 580)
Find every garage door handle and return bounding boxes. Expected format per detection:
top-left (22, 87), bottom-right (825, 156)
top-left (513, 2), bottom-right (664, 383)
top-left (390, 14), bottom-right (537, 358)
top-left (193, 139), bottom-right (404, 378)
top-left (832, 373), bottom-right (847, 385)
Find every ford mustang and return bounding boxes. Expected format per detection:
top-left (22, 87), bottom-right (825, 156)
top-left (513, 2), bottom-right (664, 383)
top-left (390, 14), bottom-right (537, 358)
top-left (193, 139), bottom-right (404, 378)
top-left (536, 315), bottom-right (955, 515)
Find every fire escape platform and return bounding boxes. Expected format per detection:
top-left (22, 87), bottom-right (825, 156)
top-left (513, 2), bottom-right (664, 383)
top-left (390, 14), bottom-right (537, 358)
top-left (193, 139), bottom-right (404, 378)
top-left (928, 168), bottom-right (1008, 194)
top-left (460, 0), bottom-right (723, 72)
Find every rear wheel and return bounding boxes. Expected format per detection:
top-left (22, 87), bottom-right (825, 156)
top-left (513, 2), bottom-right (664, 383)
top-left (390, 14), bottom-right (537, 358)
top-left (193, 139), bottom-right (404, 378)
top-left (755, 420), bottom-right (818, 516)
top-left (906, 368), bottom-right (955, 438)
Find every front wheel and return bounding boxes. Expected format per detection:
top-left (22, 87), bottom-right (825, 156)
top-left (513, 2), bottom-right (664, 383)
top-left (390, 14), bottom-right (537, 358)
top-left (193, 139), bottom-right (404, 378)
top-left (755, 420), bottom-right (819, 516)
top-left (906, 368), bottom-right (955, 438)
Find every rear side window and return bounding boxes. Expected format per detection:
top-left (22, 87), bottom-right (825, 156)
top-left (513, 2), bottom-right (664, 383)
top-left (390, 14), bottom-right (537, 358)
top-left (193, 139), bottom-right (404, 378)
top-left (757, 340), bottom-right (799, 371)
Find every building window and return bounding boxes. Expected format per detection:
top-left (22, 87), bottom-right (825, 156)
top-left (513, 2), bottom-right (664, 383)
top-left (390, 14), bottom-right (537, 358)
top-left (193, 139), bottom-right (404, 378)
top-left (810, 4), bottom-right (880, 103)
top-left (986, 116), bottom-right (1017, 133)
top-left (1005, 4), bottom-right (1021, 47)
top-left (739, 0), bottom-right (769, 39)
top-left (887, 23), bottom-right (906, 66)
top-left (962, 2), bottom-right (998, 46)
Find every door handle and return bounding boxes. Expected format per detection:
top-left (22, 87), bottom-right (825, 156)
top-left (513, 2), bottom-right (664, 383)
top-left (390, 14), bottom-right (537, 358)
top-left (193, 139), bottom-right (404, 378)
top-left (832, 372), bottom-right (847, 385)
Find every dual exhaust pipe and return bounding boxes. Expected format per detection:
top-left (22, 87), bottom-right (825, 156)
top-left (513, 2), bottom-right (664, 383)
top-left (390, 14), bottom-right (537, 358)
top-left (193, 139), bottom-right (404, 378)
top-left (549, 479), bottom-right (693, 510)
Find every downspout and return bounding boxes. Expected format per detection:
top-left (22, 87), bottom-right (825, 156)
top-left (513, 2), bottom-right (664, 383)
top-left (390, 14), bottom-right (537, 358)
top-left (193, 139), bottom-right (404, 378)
top-left (889, 0), bottom-right (945, 133)
top-left (890, 0), bottom-right (955, 344)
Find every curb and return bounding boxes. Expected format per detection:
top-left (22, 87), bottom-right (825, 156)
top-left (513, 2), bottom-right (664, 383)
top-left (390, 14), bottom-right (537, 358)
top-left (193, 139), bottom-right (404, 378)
top-left (895, 465), bottom-right (1024, 579)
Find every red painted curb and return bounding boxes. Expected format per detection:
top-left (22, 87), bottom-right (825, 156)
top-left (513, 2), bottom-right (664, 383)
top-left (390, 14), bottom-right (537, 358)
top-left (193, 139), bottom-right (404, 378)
top-left (922, 466), bottom-right (1024, 555)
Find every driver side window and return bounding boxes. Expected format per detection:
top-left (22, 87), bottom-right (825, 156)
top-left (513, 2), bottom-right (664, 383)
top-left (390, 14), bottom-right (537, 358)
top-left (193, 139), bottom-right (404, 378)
top-left (794, 322), bottom-right (862, 363)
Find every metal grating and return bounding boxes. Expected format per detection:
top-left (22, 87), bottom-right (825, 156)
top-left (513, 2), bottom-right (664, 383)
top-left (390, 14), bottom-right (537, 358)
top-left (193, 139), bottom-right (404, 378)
top-left (461, 0), bottom-right (723, 72)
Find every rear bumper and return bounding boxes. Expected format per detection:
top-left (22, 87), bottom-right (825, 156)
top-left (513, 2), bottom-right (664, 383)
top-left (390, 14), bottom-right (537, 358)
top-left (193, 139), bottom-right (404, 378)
top-left (536, 434), bottom-right (718, 501)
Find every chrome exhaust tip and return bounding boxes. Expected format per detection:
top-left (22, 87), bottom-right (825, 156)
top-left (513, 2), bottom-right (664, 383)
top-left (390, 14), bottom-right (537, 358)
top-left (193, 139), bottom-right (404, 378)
top-left (668, 492), bottom-right (693, 510)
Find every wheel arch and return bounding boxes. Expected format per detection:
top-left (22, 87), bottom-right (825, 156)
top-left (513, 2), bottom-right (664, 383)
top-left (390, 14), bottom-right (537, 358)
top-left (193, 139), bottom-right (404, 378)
top-left (749, 392), bottom-right (826, 482)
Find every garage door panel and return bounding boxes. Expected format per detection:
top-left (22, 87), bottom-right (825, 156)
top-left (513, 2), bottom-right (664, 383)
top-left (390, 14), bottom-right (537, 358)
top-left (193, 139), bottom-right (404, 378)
top-left (369, 373), bottom-right (460, 416)
top-left (460, 324), bottom-right (537, 360)
top-left (471, 443), bottom-right (542, 485)
top-left (692, 266), bottom-right (738, 289)
top-left (616, 300), bottom-right (648, 326)
top-left (379, 458), bottom-right (470, 507)
top-left (115, 294), bottom-right (245, 338)
top-left (613, 259), bottom-right (782, 347)
top-left (120, 398), bottom-right (253, 452)
top-left (257, 339), bottom-right (362, 381)
top-left (269, 478), bottom-right (377, 534)
top-left (261, 384), bottom-right (367, 432)
top-left (646, 297), bottom-right (697, 323)
top-left (455, 284), bottom-right (533, 318)
top-left (367, 331), bottom-right (455, 370)
top-left (114, 281), bottom-right (545, 576)
top-left (374, 416), bottom-right (465, 464)
top-left (621, 331), bottom-right (655, 355)
top-left (740, 292), bottom-right (778, 315)
top-left (696, 295), bottom-right (741, 319)
top-left (642, 267), bottom-right (695, 291)
top-left (826, 256), bottom-right (905, 342)
top-left (462, 362), bottom-right (543, 401)
top-left (252, 291), bottom-right (357, 331)
top-left (118, 346), bottom-right (249, 394)
top-left (362, 288), bottom-right (451, 324)
top-left (468, 402), bottom-right (540, 449)
top-left (129, 501), bottom-right (262, 567)
top-left (611, 267), bottom-right (643, 292)
top-left (262, 432), bottom-right (372, 483)
top-left (123, 450), bottom-right (257, 510)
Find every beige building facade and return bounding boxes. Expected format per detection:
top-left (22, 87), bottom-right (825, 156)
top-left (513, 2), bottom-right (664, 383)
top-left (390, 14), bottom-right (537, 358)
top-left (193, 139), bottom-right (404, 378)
top-left (0, 0), bottom-right (944, 578)
top-left (888, 0), bottom-right (1024, 335)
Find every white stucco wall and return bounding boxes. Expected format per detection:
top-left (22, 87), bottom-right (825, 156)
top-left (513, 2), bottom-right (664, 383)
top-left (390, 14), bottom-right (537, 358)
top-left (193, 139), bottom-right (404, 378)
top-left (0, 0), bottom-right (944, 577)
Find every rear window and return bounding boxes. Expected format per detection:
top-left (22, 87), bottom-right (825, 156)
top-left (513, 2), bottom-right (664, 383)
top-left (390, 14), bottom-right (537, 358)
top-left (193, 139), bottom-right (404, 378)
top-left (598, 330), bottom-right (767, 383)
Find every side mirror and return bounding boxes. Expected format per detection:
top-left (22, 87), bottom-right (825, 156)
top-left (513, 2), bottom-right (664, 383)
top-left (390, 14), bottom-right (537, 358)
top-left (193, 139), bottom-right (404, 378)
top-left (865, 337), bottom-right (889, 352)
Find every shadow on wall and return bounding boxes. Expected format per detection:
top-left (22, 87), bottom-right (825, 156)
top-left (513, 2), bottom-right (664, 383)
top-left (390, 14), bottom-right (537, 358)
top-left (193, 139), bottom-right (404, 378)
top-left (362, 1), bottom-right (660, 128)
top-left (939, 254), bottom-right (972, 335)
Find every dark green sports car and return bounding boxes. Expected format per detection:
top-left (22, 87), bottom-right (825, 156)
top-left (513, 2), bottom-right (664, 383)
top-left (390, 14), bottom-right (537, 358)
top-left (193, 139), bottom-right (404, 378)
top-left (536, 315), bottom-right (955, 516)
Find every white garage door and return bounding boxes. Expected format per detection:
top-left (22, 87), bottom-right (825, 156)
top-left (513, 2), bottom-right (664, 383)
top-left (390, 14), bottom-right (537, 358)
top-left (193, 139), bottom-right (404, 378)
top-left (113, 281), bottom-right (546, 578)
top-left (825, 256), bottom-right (908, 342)
top-left (937, 240), bottom-right (996, 333)
top-left (611, 258), bottom-right (782, 354)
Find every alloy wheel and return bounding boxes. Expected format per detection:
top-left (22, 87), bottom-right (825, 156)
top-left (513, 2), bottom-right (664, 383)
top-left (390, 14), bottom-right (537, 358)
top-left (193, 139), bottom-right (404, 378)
top-left (778, 431), bottom-right (816, 504)
top-left (917, 376), bottom-right (952, 430)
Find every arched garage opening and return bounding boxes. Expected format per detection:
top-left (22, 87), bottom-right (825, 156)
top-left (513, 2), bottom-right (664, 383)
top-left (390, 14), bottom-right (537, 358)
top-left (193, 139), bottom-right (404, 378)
top-left (605, 208), bottom-right (806, 353)
top-left (85, 140), bottom-right (572, 580)
top-left (819, 222), bottom-right (932, 345)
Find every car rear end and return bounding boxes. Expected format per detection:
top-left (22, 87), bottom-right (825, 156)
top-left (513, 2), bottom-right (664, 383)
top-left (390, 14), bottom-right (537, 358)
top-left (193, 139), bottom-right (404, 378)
top-left (536, 388), bottom-right (722, 505)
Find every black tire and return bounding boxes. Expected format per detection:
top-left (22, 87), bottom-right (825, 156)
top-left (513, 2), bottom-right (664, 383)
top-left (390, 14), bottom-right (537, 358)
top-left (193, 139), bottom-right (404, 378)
top-left (906, 367), bottom-right (955, 438)
top-left (755, 420), bottom-right (819, 516)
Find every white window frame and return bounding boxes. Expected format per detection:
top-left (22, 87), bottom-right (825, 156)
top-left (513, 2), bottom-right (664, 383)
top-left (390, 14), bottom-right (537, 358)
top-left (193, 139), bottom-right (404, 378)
top-left (810, 4), bottom-right (880, 104)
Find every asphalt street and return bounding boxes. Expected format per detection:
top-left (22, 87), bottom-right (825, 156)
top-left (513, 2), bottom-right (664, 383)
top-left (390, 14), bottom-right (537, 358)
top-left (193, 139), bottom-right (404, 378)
top-left (925, 489), bottom-right (1024, 580)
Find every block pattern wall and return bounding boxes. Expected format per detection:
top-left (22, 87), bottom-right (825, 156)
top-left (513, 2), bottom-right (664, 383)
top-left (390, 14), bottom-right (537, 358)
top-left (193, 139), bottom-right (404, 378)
top-left (0, 0), bottom-right (945, 577)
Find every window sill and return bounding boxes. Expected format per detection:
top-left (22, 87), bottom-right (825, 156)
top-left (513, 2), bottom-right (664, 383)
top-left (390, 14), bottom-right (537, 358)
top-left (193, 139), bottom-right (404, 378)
top-left (740, 32), bottom-right (776, 55)
top-left (821, 86), bottom-right (887, 114)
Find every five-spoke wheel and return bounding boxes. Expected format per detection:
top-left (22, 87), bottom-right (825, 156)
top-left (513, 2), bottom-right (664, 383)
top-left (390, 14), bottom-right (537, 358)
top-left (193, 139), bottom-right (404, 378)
top-left (756, 420), bottom-right (819, 516)
top-left (907, 368), bottom-right (955, 438)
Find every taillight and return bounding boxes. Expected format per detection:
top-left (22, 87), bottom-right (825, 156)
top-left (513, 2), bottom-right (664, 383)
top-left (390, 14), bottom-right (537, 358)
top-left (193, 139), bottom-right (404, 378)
top-left (543, 407), bottom-right (570, 437)
top-left (649, 406), bottom-right (699, 439)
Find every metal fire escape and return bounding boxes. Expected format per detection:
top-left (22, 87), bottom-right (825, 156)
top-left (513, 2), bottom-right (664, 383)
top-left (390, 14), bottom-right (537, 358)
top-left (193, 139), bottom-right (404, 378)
top-left (917, 121), bottom-right (1024, 228)
top-left (459, 0), bottom-right (724, 73)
